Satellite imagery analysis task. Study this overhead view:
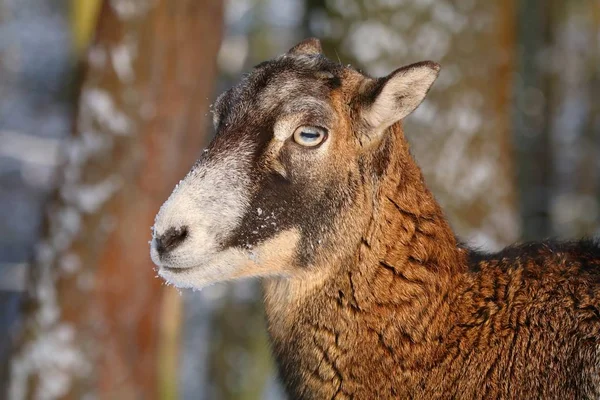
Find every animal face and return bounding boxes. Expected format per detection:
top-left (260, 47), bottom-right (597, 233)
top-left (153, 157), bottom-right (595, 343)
top-left (150, 38), bottom-right (440, 289)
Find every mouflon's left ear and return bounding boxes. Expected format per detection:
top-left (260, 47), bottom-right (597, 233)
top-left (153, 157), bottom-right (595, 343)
top-left (359, 61), bottom-right (440, 139)
top-left (287, 37), bottom-right (323, 56)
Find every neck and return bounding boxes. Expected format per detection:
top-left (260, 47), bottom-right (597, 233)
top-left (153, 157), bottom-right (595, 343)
top-left (263, 124), bottom-right (467, 398)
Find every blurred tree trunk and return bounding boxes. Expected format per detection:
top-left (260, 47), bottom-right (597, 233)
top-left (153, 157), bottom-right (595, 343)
top-left (306, 0), bottom-right (520, 248)
top-left (513, 0), bottom-right (554, 240)
top-left (9, 0), bottom-right (223, 398)
top-left (0, 1), bottom-right (74, 397)
top-left (593, 1), bottom-right (600, 234)
top-left (514, 0), bottom-right (600, 240)
top-left (543, 0), bottom-right (600, 238)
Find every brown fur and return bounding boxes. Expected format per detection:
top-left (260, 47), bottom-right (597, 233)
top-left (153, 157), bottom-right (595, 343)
top-left (263, 123), bottom-right (600, 399)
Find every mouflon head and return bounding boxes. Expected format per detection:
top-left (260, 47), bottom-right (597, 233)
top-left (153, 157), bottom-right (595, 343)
top-left (150, 38), bottom-right (440, 289)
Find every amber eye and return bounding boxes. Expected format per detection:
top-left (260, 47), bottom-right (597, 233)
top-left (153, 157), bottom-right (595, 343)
top-left (293, 126), bottom-right (327, 147)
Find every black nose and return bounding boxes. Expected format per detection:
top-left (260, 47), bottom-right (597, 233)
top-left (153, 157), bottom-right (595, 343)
top-left (155, 226), bottom-right (188, 256)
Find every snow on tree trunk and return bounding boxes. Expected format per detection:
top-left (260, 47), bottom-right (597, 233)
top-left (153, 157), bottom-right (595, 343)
top-left (9, 0), bottom-right (223, 398)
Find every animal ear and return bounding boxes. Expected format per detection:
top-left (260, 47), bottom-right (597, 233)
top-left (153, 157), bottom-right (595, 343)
top-left (288, 38), bottom-right (323, 56)
top-left (360, 61), bottom-right (440, 137)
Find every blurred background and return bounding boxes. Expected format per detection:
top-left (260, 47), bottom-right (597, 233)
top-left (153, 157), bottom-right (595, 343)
top-left (0, 0), bottom-right (598, 398)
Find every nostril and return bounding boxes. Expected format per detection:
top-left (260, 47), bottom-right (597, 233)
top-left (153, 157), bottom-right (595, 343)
top-left (156, 226), bottom-right (188, 255)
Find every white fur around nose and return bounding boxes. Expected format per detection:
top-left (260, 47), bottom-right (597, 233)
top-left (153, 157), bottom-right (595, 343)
top-left (151, 146), bottom-right (252, 269)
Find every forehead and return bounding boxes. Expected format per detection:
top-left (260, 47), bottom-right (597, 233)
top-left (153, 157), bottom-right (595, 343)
top-left (214, 54), bottom-right (350, 126)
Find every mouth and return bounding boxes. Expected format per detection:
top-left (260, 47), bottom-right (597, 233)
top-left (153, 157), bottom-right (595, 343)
top-left (155, 262), bottom-right (203, 290)
top-left (160, 265), bottom-right (195, 274)
top-left (157, 256), bottom-right (212, 274)
top-left (155, 254), bottom-right (229, 290)
top-left (155, 253), bottom-right (217, 279)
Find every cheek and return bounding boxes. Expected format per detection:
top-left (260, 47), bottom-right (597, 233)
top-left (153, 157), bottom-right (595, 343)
top-left (282, 142), bottom-right (360, 227)
top-left (294, 167), bottom-right (361, 266)
top-left (224, 142), bottom-right (361, 265)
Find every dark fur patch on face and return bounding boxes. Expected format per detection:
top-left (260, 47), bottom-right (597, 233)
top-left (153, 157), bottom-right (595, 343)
top-left (210, 53), bottom-right (362, 266)
top-left (224, 153), bottom-right (359, 267)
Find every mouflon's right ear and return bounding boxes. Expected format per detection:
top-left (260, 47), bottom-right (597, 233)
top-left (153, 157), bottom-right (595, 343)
top-left (358, 61), bottom-right (440, 143)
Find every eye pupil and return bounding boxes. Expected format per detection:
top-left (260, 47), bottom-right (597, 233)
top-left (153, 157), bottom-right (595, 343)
top-left (293, 126), bottom-right (327, 147)
top-left (301, 131), bottom-right (319, 140)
